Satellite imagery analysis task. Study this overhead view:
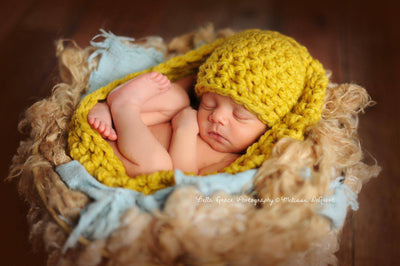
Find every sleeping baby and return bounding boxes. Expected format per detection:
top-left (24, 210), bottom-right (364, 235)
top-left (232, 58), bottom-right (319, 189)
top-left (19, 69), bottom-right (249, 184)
top-left (85, 29), bottom-right (328, 178)
top-left (88, 71), bottom-right (267, 176)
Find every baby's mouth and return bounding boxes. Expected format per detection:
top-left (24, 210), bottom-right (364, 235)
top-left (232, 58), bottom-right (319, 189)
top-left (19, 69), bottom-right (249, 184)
top-left (208, 131), bottom-right (228, 143)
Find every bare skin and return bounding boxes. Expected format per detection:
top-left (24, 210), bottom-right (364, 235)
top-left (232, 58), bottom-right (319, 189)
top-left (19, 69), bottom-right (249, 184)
top-left (88, 72), bottom-right (267, 176)
top-left (88, 72), bottom-right (189, 140)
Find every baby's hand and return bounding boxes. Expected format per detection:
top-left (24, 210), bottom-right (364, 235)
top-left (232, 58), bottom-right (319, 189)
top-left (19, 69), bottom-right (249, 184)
top-left (171, 107), bottom-right (199, 134)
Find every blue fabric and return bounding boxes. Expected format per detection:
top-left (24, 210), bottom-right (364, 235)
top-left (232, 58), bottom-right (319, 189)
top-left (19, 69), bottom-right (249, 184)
top-left (317, 177), bottom-right (359, 228)
top-left (85, 29), bottom-right (165, 97)
top-left (56, 161), bottom-right (256, 251)
top-left (56, 160), bottom-right (358, 251)
top-left (300, 167), bottom-right (359, 228)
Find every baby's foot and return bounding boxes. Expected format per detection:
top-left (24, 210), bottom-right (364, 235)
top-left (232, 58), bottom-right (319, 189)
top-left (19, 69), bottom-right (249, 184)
top-left (87, 102), bottom-right (117, 141)
top-left (107, 72), bottom-right (171, 108)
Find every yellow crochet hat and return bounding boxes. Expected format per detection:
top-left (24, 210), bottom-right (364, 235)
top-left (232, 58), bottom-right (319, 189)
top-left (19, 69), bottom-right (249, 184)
top-left (68, 29), bottom-right (327, 194)
top-left (195, 30), bottom-right (326, 128)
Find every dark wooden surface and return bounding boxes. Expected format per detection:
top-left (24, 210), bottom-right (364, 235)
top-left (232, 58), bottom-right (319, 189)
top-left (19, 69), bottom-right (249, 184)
top-left (1, 0), bottom-right (398, 265)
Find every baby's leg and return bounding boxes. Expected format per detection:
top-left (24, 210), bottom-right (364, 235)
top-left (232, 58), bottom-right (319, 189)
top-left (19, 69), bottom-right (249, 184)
top-left (107, 72), bottom-right (171, 108)
top-left (108, 72), bottom-right (173, 174)
top-left (87, 102), bottom-right (117, 141)
top-left (139, 80), bottom-right (191, 126)
top-left (108, 73), bottom-right (192, 126)
top-left (88, 72), bottom-right (170, 140)
top-left (88, 73), bottom-right (192, 140)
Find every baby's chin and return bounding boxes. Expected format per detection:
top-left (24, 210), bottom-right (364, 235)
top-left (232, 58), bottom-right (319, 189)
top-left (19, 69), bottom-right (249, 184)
top-left (199, 129), bottom-right (242, 153)
top-left (210, 143), bottom-right (230, 153)
top-left (205, 137), bottom-right (237, 153)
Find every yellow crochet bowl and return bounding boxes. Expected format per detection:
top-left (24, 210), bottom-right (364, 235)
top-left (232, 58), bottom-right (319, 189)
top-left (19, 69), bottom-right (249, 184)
top-left (68, 30), bottom-right (328, 194)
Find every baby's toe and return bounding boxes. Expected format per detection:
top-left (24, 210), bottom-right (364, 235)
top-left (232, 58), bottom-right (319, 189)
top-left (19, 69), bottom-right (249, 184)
top-left (158, 74), bottom-right (168, 83)
top-left (98, 122), bottom-right (106, 133)
top-left (159, 78), bottom-right (171, 90)
top-left (148, 71), bottom-right (159, 79)
top-left (102, 127), bottom-right (110, 137)
top-left (150, 72), bottom-right (169, 84)
top-left (109, 131), bottom-right (118, 141)
top-left (103, 127), bottom-right (117, 141)
top-left (88, 117), bottom-right (96, 128)
top-left (91, 118), bottom-right (100, 129)
top-left (152, 72), bottom-right (162, 80)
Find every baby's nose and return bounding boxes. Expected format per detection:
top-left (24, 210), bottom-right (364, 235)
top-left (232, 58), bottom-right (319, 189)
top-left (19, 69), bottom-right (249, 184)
top-left (209, 109), bottom-right (228, 125)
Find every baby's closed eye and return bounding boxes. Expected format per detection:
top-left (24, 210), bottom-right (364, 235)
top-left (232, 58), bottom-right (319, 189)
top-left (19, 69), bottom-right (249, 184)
top-left (233, 108), bottom-right (255, 120)
top-left (200, 100), bottom-right (216, 110)
top-left (233, 112), bottom-right (249, 120)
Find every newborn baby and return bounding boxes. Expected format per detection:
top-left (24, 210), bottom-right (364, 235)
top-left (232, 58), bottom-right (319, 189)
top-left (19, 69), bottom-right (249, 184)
top-left (88, 71), bottom-right (267, 176)
top-left (69, 29), bottom-right (328, 189)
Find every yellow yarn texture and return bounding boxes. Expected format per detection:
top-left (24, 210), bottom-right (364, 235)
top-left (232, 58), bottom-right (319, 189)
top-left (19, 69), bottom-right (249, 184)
top-left (68, 30), bottom-right (328, 194)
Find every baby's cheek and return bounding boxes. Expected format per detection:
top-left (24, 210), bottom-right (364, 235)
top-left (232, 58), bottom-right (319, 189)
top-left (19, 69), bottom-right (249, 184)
top-left (244, 128), bottom-right (262, 144)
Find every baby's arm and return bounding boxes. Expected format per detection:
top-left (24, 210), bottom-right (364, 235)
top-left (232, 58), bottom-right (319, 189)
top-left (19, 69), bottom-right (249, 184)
top-left (169, 107), bottom-right (199, 174)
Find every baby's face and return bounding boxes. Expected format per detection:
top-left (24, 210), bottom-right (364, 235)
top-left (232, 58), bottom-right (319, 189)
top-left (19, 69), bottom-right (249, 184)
top-left (198, 92), bottom-right (267, 153)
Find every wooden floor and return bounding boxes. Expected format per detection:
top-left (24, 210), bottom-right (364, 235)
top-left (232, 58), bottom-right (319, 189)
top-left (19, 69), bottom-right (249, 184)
top-left (1, 0), bottom-right (399, 265)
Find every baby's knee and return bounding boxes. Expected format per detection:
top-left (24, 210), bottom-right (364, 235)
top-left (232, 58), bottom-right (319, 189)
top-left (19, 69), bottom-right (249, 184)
top-left (168, 84), bottom-right (191, 109)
